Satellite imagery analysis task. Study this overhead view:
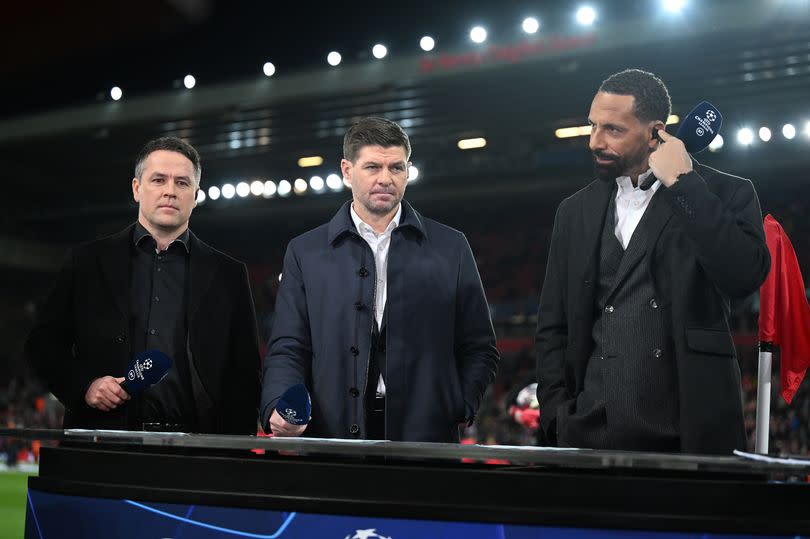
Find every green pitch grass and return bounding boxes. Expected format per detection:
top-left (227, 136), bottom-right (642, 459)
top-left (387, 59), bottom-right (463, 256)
top-left (0, 471), bottom-right (33, 539)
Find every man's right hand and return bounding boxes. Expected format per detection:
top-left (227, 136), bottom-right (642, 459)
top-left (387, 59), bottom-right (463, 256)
top-left (268, 409), bottom-right (308, 437)
top-left (85, 376), bottom-right (130, 411)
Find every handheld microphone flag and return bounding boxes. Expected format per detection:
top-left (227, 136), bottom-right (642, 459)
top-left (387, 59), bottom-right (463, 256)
top-left (642, 101), bottom-right (723, 191)
top-left (120, 349), bottom-right (172, 394)
top-left (275, 383), bottom-right (311, 425)
top-left (674, 100), bottom-right (723, 154)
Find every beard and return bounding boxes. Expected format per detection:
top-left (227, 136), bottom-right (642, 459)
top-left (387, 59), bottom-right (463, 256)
top-left (592, 145), bottom-right (650, 182)
top-left (360, 191), bottom-right (401, 216)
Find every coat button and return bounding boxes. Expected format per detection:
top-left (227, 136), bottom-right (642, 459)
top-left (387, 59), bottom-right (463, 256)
top-left (350, 424), bottom-right (360, 434)
top-left (350, 346), bottom-right (359, 356)
top-left (653, 348), bottom-right (663, 359)
top-left (584, 279), bottom-right (591, 286)
top-left (358, 267), bottom-right (369, 277)
top-left (650, 298), bottom-right (658, 309)
top-left (605, 305), bottom-right (614, 313)
top-left (349, 387), bottom-right (360, 398)
top-left (115, 334), bottom-right (126, 344)
top-left (354, 301), bottom-right (364, 311)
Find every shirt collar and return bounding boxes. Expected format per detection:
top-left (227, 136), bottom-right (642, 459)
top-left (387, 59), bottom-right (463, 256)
top-left (349, 203), bottom-right (402, 237)
top-left (133, 222), bottom-right (191, 253)
top-left (615, 169), bottom-right (660, 196)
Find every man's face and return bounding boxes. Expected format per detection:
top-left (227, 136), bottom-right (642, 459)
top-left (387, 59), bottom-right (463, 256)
top-left (588, 92), bottom-right (659, 181)
top-left (341, 145), bottom-right (409, 217)
top-left (132, 150), bottom-right (197, 233)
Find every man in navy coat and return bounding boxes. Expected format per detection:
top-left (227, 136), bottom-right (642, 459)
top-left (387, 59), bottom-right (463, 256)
top-left (261, 117), bottom-right (499, 442)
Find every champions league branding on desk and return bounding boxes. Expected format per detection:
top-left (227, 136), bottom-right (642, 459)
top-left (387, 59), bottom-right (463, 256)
top-left (24, 490), bottom-right (807, 539)
top-left (119, 350), bottom-right (172, 394)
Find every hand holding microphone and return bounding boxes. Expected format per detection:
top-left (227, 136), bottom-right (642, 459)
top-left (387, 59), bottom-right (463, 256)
top-left (268, 383), bottom-right (311, 437)
top-left (85, 349), bottom-right (172, 412)
top-left (644, 101), bottom-right (723, 189)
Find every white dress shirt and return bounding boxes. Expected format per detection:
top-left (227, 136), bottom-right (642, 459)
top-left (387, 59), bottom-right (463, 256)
top-left (614, 170), bottom-right (661, 250)
top-left (350, 203), bottom-right (402, 396)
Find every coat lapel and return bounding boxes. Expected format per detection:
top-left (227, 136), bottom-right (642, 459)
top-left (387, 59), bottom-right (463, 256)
top-left (186, 231), bottom-right (218, 324)
top-left (98, 225), bottom-right (134, 319)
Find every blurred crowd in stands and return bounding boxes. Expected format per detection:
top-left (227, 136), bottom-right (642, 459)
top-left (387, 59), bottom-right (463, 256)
top-left (1, 193), bottom-right (809, 462)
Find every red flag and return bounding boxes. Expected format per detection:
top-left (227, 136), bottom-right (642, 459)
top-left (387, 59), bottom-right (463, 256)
top-left (758, 215), bottom-right (810, 404)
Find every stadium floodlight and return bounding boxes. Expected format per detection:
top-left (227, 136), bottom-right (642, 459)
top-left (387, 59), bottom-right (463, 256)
top-left (372, 44), bottom-right (388, 59)
top-left (221, 183), bottom-right (235, 199)
top-left (327, 51), bottom-right (342, 66)
top-left (236, 182), bottom-right (250, 198)
top-left (278, 180), bottom-right (292, 196)
top-left (263, 181), bottom-right (277, 198)
top-left (759, 127), bottom-right (772, 142)
top-left (737, 128), bottom-right (754, 146)
top-left (782, 124), bottom-right (796, 140)
top-left (110, 86), bottom-right (123, 101)
top-left (263, 62), bottom-right (276, 77)
top-left (408, 165), bottom-right (419, 182)
top-left (420, 36), bottom-right (435, 51)
top-left (208, 186), bottom-right (221, 200)
top-left (326, 173), bottom-right (343, 190)
top-left (522, 17), bottom-right (540, 34)
top-left (309, 176), bottom-right (325, 191)
top-left (250, 180), bottom-right (265, 196)
top-left (576, 6), bottom-right (597, 26)
top-left (470, 26), bottom-right (487, 44)
top-left (196, 190), bottom-right (206, 203)
top-left (662, 0), bottom-right (686, 13)
top-left (294, 178), bottom-right (308, 194)
top-left (183, 75), bottom-right (196, 89)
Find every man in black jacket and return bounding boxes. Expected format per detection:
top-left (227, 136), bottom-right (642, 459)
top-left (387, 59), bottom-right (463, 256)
top-left (535, 69), bottom-right (770, 454)
top-left (25, 137), bottom-right (260, 434)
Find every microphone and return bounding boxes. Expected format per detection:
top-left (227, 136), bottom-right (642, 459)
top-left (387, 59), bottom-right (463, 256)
top-left (275, 383), bottom-right (311, 426)
top-left (120, 350), bottom-right (172, 394)
top-left (641, 101), bottom-right (723, 190)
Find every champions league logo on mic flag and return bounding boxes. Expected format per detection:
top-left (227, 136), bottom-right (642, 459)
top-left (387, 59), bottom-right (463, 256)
top-left (675, 101), bottom-right (723, 153)
top-left (120, 350), bottom-right (172, 394)
top-left (276, 383), bottom-right (311, 425)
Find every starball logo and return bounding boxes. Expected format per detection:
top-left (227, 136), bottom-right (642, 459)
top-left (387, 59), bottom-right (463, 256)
top-left (344, 529), bottom-right (392, 539)
top-left (694, 109), bottom-right (718, 138)
top-left (280, 408), bottom-right (298, 423)
top-left (127, 357), bottom-right (154, 382)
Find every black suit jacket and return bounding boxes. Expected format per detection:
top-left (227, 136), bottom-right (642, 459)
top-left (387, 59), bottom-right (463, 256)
top-left (24, 224), bottom-right (261, 434)
top-left (536, 163), bottom-right (770, 454)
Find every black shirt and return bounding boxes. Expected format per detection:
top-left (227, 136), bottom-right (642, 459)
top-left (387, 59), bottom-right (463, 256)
top-left (129, 222), bottom-right (197, 429)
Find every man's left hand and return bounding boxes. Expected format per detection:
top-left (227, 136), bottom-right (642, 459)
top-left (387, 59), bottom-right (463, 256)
top-left (649, 129), bottom-right (693, 187)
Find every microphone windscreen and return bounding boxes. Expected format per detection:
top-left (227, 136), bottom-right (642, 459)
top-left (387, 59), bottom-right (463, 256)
top-left (275, 383), bottom-right (311, 425)
top-left (120, 349), bottom-right (172, 394)
top-left (675, 101), bottom-right (723, 153)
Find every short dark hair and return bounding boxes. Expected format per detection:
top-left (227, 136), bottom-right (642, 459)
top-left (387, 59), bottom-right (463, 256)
top-left (342, 117), bottom-right (411, 162)
top-left (134, 136), bottom-right (202, 186)
top-left (598, 69), bottom-right (672, 124)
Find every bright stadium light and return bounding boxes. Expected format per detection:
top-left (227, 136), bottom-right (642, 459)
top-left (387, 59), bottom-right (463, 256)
top-left (222, 183), bottom-right (235, 199)
top-left (737, 128), bottom-right (754, 146)
top-left (805, 121), bottom-right (810, 137)
top-left (326, 173), bottom-right (343, 191)
top-left (250, 180), bottom-right (265, 196)
top-left (420, 36), bottom-right (435, 51)
top-left (708, 134), bottom-right (724, 152)
top-left (522, 17), bottom-right (540, 34)
top-left (298, 156), bottom-right (324, 168)
top-left (309, 176), bottom-right (325, 191)
top-left (327, 51), bottom-right (342, 66)
top-left (372, 44), bottom-right (388, 59)
top-left (759, 127), bottom-right (772, 142)
top-left (662, 0), bottom-right (686, 13)
top-left (408, 165), bottom-right (419, 182)
top-left (263, 181), bottom-right (277, 198)
top-left (278, 180), bottom-right (292, 196)
top-left (263, 62), bottom-right (276, 77)
top-left (196, 190), bottom-right (206, 203)
top-left (576, 6), bottom-right (597, 25)
top-left (236, 182), bottom-right (250, 198)
top-left (458, 137), bottom-right (487, 150)
top-left (208, 186), bottom-right (221, 200)
top-left (782, 123), bottom-right (796, 140)
top-left (183, 74), bottom-right (196, 89)
top-left (110, 86), bottom-right (123, 101)
top-left (470, 26), bottom-right (487, 44)
top-left (294, 178), bottom-right (308, 194)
